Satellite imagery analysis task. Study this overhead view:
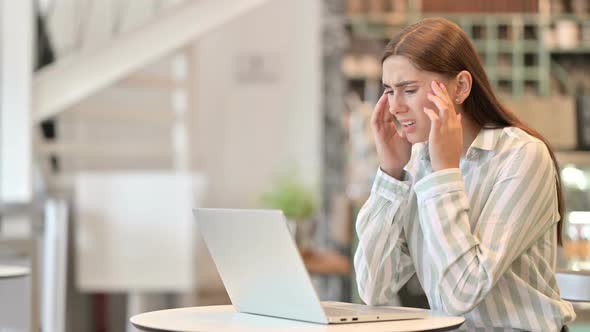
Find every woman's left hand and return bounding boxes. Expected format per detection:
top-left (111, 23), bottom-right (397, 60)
top-left (423, 80), bottom-right (463, 172)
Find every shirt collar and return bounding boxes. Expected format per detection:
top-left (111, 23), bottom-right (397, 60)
top-left (403, 127), bottom-right (503, 178)
top-left (403, 142), bottom-right (428, 178)
top-left (469, 126), bottom-right (502, 151)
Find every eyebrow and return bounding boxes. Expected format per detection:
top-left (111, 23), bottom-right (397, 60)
top-left (382, 80), bottom-right (419, 89)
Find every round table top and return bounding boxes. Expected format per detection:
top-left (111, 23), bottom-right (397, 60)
top-left (130, 305), bottom-right (465, 332)
top-left (0, 265), bottom-right (29, 279)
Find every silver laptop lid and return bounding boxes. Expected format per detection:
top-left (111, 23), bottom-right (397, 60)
top-left (193, 208), bottom-right (328, 324)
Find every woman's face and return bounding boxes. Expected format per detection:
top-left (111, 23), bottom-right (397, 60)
top-left (382, 55), bottom-right (452, 144)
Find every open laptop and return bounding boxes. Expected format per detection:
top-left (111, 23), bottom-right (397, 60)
top-left (193, 208), bottom-right (428, 324)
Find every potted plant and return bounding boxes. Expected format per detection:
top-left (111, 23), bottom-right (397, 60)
top-left (259, 174), bottom-right (318, 249)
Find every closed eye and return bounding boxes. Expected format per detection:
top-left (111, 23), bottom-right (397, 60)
top-left (405, 89), bottom-right (417, 94)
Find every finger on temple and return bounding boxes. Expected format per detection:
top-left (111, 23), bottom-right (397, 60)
top-left (374, 94), bottom-right (386, 114)
top-left (431, 80), bottom-right (448, 97)
top-left (438, 82), bottom-right (449, 96)
top-left (424, 107), bottom-right (440, 123)
top-left (371, 94), bottom-right (387, 124)
top-left (427, 93), bottom-right (448, 121)
top-left (380, 96), bottom-right (391, 123)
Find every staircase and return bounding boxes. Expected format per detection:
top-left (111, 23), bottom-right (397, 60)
top-left (34, 0), bottom-right (272, 190)
top-left (34, 0), bottom-right (271, 123)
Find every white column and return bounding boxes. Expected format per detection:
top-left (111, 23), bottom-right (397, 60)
top-left (42, 199), bottom-right (69, 332)
top-left (0, 0), bottom-right (34, 203)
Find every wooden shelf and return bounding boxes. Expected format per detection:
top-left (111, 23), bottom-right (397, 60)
top-left (556, 150), bottom-right (590, 166)
top-left (301, 248), bottom-right (351, 276)
top-left (549, 46), bottom-right (590, 54)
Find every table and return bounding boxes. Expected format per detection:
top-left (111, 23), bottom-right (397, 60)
top-left (0, 265), bottom-right (29, 279)
top-left (130, 305), bottom-right (465, 332)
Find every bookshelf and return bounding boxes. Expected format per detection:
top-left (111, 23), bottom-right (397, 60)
top-left (345, 1), bottom-right (590, 98)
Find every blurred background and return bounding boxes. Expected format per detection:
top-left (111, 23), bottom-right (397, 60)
top-left (1, 0), bottom-right (590, 331)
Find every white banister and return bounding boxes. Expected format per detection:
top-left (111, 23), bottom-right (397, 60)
top-left (33, 0), bottom-right (271, 124)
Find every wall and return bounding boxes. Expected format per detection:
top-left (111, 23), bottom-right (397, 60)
top-left (192, 0), bottom-right (321, 208)
top-left (0, 0), bottom-right (33, 203)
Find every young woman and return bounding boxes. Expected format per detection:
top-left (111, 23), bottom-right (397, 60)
top-left (354, 18), bottom-right (576, 331)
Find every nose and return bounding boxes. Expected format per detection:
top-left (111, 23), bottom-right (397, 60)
top-left (388, 95), bottom-right (407, 115)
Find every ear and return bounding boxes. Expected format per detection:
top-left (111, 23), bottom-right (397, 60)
top-left (454, 70), bottom-right (472, 105)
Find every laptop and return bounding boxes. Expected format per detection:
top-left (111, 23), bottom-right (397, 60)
top-left (193, 208), bottom-right (428, 324)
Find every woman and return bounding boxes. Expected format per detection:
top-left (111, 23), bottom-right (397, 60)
top-left (353, 18), bottom-right (576, 331)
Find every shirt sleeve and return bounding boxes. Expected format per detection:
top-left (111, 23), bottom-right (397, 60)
top-left (354, 167), bottom-right (416, 305)
top-left (414, 141), bottom-right (560, 315)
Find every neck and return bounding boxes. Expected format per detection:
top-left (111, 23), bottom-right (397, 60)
top-left (461, 113), bottom-right (482, 156)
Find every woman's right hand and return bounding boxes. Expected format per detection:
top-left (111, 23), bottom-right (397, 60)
top-left (370, 93), bottom-right (412, 180)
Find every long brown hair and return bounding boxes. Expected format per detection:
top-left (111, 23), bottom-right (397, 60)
top-left (382, 18), bottom-right (564, 245)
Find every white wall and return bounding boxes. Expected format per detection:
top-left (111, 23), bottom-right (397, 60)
top-left (0, 0), bottom-right (33, 203)
top-left (192, 0), bottom-right (321, 208)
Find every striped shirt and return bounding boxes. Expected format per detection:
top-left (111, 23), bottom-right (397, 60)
top-left (354, 127), bottom-right (576, 331)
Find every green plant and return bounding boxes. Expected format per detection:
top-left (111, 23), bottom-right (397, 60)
top-left (260, 175), bottom-right (318, 221)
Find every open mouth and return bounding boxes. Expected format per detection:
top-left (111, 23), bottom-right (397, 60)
top-left (401, 120), bottom-right (415, 127)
